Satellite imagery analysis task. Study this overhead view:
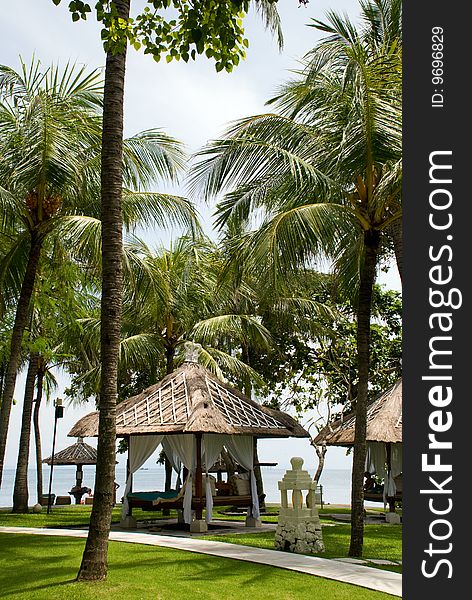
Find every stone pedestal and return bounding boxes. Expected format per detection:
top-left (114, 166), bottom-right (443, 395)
top-left (177, 509), bottom-right (185, 524)
top-left (385, 511), bottom-right (401, 524)
top-left (190, 519), bottom-right (208, 533)
top-left (275, 457), bottom-right (324, 554)
top-left (245, 515), bottom-right (262, 528)
top-left (275, 521), bottom-right (324, 553)
top-left (120, 515), bottom-right (137, 529)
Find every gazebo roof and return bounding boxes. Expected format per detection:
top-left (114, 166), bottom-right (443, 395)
top-left (69, 361), bottom-right (309, 439)
top-left (43, 439), bottom-right (97, 465)
top-left (313, 379), bottom-right (402, 446)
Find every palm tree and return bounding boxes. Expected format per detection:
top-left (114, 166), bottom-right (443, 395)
top-left (62, 0), bottom-right (285, 581)
top-left (63, 235), bottom-right (271, 399)
top-left (190, 0), bottom-right (402, 556)
top-left (0, 59), bottom-right (103, 487)
top-left (0, 56), bottom-right (195, 489)
top-left (126, 236), bottom-right (272, 383)
top-left (12, 354), bottom-right (38, 512)
top-left (11, 254), bottom-right (87, 511)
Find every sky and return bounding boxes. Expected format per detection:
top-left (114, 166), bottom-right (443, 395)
top-left (2, 0), bottom-right (401, 474)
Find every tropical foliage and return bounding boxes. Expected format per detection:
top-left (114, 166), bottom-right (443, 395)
top-left (190, 0), bottom-right (402, 555)
top-left (0, 0), bottom-right (403, 582)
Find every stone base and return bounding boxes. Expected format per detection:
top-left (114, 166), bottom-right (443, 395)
top-left (176, 510), bottom-right (185, 524)
top-left (190, 519), bottom-right (208, 533)
top-left (245, 516), bottom-right (262, 528)
top-left (385, 512), bottom-right (401, 524)
top-left (120, 515), bottom-right (137, 529)
top-left (275, 520), bottom-right (324, 554)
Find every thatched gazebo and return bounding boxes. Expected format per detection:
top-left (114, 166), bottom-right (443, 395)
top-left (314, 379), bottom-right (402, 513)
top-left (69, 358), bottom-right (309, 531)
top-left (43, 437), bottom-right (97, 503)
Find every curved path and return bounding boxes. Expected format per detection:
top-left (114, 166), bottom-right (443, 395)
top-left (0, 526), bottom-right (401, 597)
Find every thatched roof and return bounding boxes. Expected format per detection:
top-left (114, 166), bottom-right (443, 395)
top-left (69, 361), bottom-right (309, 439)
top-left (313, 379), bottom-right (402, 446)
top-left (43, 439), bottom-right (97, 465)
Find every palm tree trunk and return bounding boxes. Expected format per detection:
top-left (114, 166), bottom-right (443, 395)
top-left (349, 229), bottom-right (380, 557)
top-left (165, 345), bottom-right (175, 375)
top-left (241, 344), bottom-right (266, 511)
top-left (312, 442), bottom-right (327, 485)
top-left (388, 218), bottom-right (403, 283)
top-left (34, 363), bottom-right (45, 504)
top-left (0, 231), bottom-right (43, 489)
top-left (77, 0), bottom-right (130, 581)
top-left (162, 345), bottom-right (175, 514)
top-left (12, 354), bottom-right (38, 512)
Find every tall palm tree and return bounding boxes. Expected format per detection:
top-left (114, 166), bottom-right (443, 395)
top-left (66, 0), bottom-right (284, 581)
top-left (12, 354), bottom-right (38, 512)
top-left (0, 56), bottom-right (195, 489)
top-left (190, 0), bottom-right (402, 556)
top-left (0, 59), bottom-right (102, 487)
top-left (63, 235), bottom-right (271, 399)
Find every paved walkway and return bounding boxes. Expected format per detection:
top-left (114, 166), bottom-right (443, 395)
top-left (0, 526), bottom-right (401, 597)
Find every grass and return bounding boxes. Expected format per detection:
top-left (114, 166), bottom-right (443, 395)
top-left (0, 504), bottom-right (401, 573)
top-left (0, 505), bottom-right (178, 528)
top-left (201, 524), bottom-right (402, 573)
top-left (0, 533), bottom-right (398, 600)
top-left (0, 505), bottom-right (282, 528)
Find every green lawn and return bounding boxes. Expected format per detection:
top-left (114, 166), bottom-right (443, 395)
top-left (0, 505), bottom-right (177, 528)
top-left (0, 533), bottom-right (398, 600)
top-left (202, 524), bottom-right (402, 573)
top-left (0, 505), bottom-right (402, 573)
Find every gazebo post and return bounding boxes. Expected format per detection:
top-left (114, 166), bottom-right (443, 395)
top-left (245, 437), bottom-right (262, 528)
top-left (121, 435), bottom-right (137, 529)
top-left (126, 436), bottom-right (133, 518)
top-left (76, 464), bottom-right (83, 488)
top-left (190, 432), bottom-right (207, 533)
top-left (385, 442), bottom-right (396, 515)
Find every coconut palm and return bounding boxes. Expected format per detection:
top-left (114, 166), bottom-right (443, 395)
top-left (12, 354), bottom-right (38, 512)
top-left (0, 57), bottom-right (196, 489)
top-left (65, 0), bottom-right (284, 581)
top-left (11, 255), bottom-right (87, 512)
top-left (64, 235), bottom-right (272, 398)
top-left (190, 0), bottom-right (402, 556)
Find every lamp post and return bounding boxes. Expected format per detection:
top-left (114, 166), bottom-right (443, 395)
top-left (46, 398), bottom-right (64, 514)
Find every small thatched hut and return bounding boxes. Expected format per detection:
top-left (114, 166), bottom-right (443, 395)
top-left (69, 359), bottom-right (309, 531)
top-left (314, 379), bottom-right (402, 512)
top-left (43, 437), bottom-right (97, 503)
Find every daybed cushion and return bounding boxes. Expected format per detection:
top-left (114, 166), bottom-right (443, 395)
top-left (192, 474), bottom-right (216, 497)
top-left (230, 473), bottom-right (250, 495)
top-left (128, 490), bottom-right (180, 502)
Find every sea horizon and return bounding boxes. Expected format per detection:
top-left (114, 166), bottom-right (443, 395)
top-left (0, 465), bottom-right (363, 509)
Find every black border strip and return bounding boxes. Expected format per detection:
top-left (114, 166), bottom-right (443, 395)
top-left (404, 1), bottom-right (469, 596)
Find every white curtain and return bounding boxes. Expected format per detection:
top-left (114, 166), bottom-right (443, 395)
top-left (365, 442), bottom-right (403, 504)
top-left (122, 434), bottom-right (163, 519)
top-left (385, 443), bottom-right (403, 496)
top-left (165, 434), bottom-right (195, 523)
top-left (161, 437), bottom-right (182, 474)
top-left (202, 434), bottom-right (226, 523)
top-left (365, 442), bottom-right (388, 506)
top-left (225, 435), bottom-right (260, 519)
top-left (365, 441), bottom-right (387, 479)
top-left (161, 436), bottom-right (183, 491)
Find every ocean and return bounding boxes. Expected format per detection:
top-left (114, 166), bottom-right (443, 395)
top-left (0, 466), bottom-right (362, 508)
